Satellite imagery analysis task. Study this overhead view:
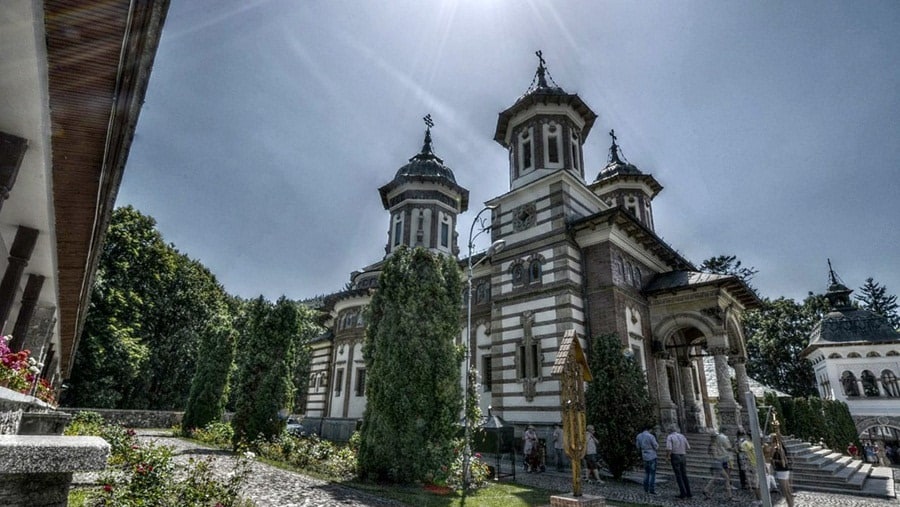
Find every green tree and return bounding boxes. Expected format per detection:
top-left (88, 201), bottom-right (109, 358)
top-left (290, 304), bottom-right (322, 413)
top-left (182, 312), bottom-right (236, 433)
top-left (66, 206), bottom-right (233, 410)
top-left (855, 277), bottom-right (900, 329)
top-left (67, 206), bottom-right (169, 408)
top-left (744, 295), bottom-right (826, 398)
top-left (358, 246), bottom-right (463, 483)
top-left (700, 254), bottom-right (758, 288)
top-left (231, 296), bottom-right (299, 447)
top-left (585, 333), bottom-right (656, 479)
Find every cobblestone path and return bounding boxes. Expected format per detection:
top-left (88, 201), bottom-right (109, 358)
top-left (127, 431), bottom-right (898, 507)
top-left (136, 430), bottom-right (399, 507)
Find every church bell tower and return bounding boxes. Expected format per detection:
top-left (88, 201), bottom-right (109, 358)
top-left (378, 116), bottom-right (469, 257)
top-left (493, 52), bottom-right (598, 190)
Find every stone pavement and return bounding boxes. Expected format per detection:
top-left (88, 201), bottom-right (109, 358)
top-left (77, 431), bottom-right (898, 506)
top-left (514, 465), bottom-right (900, 507)
top-left (103, 430), bottom-right (401, 507)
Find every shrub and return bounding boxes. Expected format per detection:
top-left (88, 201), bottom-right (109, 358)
top-left (67, 413), bottom-right (254, 506)
top-left (190, 421), bottom-right (235, 448)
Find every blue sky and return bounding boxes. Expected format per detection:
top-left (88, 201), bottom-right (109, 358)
top-left (120, 0), bottom-right (900, 303)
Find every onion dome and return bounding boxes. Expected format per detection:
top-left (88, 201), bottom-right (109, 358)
top-left (494, 51), bottom-right (597, 148)
top-left (595, 129), bottom-right (643, 180)
top-left (378, 116), bottom-right (468, 211)
top-left (591, 129), bottom-right (662, 197)
top-left (392, 126), bottom-right (458, 184)
top-left (806, 261), bottom-right (900, 349)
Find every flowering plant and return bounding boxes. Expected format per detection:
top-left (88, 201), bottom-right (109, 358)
top-left (0, 335), bottom-right (55, 405)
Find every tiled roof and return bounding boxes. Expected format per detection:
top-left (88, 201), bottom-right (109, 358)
top-left (702, 356), bottom-right (788, 399)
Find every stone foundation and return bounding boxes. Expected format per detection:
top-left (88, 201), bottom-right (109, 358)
top-left (0, 435), bottom-right (109, 507)
top-left (550, 493), bottom-right (606, 506)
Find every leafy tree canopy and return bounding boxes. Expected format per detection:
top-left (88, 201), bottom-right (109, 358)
top-left (67, 206), bottom-right (233, 410)
top-left (744, 294), bottom-right (826, 398)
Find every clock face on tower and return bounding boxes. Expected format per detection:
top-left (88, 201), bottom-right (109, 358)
top-left (513, 203), bottom-right (537, 232)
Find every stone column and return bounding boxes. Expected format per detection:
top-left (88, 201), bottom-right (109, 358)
top-left (655, 352), bottom-right (677, 428)
top-left (729, 357), bottom-right (751, 405)
top-left (730, 356), bottom-right (752, 430)
top-left (710, 346), bottom-right (740, 433)
top-left (678, 359), bottom-right (701, 432)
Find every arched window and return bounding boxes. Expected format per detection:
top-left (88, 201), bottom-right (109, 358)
top-left (518, 128), bottom-right (533, 174)
top-left (887, 350), bottom-right (899, 356)
top-left (511, 263), bottom-right (525, 286)
top-left (861, 370), bottom-right (879, 397)
top-left (633, 266), bottom-right (642, 287)
top-left (529, 259), bottom-right (542, 284)
top-left (841, 371), bottom-right (860, 397)
top-left (848, 352), bottom-right (861, 358)
top-left (544, 122), bottom-right (562, 166)
top-left (475, 281), bottom-right (490, 304)
top-left (867, 351), bottom-right (881, 358)
top-left (828, 353), bottom-right (843, 359)
top-left (625, 262), bottom-right (634, 285)
top-left (881, 370), bottom-right (899, 397)
top-left (570, 132), bottom-right (580, 171)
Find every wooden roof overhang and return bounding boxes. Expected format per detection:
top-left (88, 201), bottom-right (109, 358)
top-left (567, 207), bottom-right (695, 272)
top-left (44, 0), bottom-right (170, 376)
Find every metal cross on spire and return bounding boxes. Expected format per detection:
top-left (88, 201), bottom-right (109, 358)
top-left (535, 50), bottom-right (548, 87)
top-left (608, 129), bottom-right (624, 163)
top-left (423, 114), bottom-right (434, 129)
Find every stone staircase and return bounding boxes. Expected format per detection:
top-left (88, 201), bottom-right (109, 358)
top-left (669, 432), bottom-right (894, 498)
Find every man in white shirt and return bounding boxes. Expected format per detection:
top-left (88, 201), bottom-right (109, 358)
top-left (665, 424), bottom-right (692, 499)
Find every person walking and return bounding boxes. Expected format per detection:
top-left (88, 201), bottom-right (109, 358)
top-left (584, 424), bottom-right (602, 482)
top-left (703, 427), bottom-right (733, 501)
top-left (768, 432), bottom-right (794, 507)
top-left (523, 425), bottom-right (538, 472)
top-left (737, 430), bottom-right (761, 506)
top-left (665, 424), bottom-right (692, 499)
top-left (551, 423), bottom-right (566, 471)
top-left (635, 424), bottom-right (659, 495)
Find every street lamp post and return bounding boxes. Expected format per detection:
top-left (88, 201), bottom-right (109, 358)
top-left (462, 205), bottom-right (505, 489)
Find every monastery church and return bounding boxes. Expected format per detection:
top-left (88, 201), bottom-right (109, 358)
top-left (304, 57), bottom-right (761, 441)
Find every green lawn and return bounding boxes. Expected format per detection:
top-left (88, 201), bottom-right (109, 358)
top-left (345, 480), bottom-right (649, 507)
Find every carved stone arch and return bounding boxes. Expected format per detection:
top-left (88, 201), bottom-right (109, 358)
top-left (652, 312), bottom-right (719, 352)
top-left (723, 312), bottom-right (748, 358)
top-left (854, 416), bottom-right (900, 438)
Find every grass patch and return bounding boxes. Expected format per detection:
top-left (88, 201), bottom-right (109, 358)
top-left (344, 480), bottom-right (649, 507)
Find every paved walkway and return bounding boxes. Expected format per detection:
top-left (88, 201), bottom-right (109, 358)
top-left (516, 466), bottom-right (900, 506)
top-left (82, 431), bottom-right (896, 506)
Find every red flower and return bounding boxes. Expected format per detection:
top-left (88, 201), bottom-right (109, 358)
top-left (103, 484), bottom-right (113, 493)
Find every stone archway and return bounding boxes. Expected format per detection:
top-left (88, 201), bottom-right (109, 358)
top-left (652, 313), bottom-right (720, 433)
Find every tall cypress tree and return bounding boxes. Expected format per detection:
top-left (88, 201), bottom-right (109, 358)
top-left (182, 312), bottom-right (236, 433)
top-left (358, 246), bottom-right (463, 483)
top-left (585, 333), bottom-right (656, 479)
top-left (231, 296), bottom-right (298, 447)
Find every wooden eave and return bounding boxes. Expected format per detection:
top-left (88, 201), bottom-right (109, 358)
top-left (45, 0), bottom-right (170, 377)
top-left (568, 207), bottom-right (695, 272)
top-left (493, 92), bottom-right (597, 148)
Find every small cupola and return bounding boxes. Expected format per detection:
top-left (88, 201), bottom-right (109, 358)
top-left (589, 130), bottom-right (662, 232)
top-left (494, 51), bottom-right (597, 190)
top-left (378, 115), bottom-right (469, 258)
top-left (824, 259), bottom-right (854, 311)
